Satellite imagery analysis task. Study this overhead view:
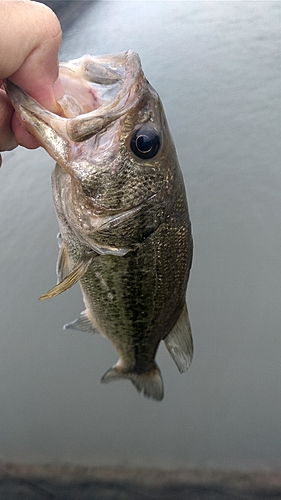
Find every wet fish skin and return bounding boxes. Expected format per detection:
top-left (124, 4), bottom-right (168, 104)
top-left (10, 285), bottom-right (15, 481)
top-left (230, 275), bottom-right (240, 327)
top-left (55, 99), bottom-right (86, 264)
top-left (5, 51), bottom-right (193, 401)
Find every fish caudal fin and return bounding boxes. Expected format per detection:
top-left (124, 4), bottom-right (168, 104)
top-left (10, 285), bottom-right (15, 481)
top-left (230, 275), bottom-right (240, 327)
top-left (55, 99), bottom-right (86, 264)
top-left (101, 363), bottom-right (164, 401)
top-left (164, 302), bottom-right (193, 373)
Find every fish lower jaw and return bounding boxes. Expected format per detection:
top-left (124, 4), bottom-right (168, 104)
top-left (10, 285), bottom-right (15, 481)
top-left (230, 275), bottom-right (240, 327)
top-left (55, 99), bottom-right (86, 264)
top-left (100, 361), bottom-right (164, 401)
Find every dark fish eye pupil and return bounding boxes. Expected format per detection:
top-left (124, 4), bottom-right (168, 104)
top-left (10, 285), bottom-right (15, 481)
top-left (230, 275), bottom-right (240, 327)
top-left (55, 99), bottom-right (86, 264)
top-left (130, 128), bottom-right (160, 159)
top-left (136, 134), bottom-right (153, 153)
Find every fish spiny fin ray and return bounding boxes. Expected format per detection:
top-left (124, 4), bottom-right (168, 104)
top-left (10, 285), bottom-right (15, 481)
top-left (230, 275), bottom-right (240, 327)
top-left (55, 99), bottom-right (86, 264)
top-left (56, 243), bottom-right (72, 283)
top-left (63, 310), bottom-right (99, 334)
top-left (39, 251), bottom-right (98, 300)
top-left (164, 303), bottom-right (193, 373)
top-left (101, 363), bottom-right (164, 401)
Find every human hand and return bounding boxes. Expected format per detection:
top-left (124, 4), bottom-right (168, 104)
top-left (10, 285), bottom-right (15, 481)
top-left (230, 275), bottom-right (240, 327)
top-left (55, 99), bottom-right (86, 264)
top-left (0, 0), bottom-right (63, 164)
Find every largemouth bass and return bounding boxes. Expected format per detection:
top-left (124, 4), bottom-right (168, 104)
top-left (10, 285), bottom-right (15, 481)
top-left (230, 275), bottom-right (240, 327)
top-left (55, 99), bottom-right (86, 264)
top-left (5, 50), bottom-right (193, 401)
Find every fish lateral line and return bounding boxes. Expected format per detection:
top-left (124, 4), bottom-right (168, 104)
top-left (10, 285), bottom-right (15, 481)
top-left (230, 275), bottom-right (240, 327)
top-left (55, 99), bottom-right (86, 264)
top-left (39, 250), bottom-right (98, 300)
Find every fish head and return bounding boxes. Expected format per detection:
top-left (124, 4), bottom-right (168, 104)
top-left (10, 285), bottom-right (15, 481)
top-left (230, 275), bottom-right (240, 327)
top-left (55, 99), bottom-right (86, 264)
top-left (5, 51), bottom-right (174, 253)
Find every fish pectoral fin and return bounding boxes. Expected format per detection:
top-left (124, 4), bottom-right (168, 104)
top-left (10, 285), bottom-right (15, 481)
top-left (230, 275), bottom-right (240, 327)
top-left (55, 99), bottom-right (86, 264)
top-left (56, 243), bottom-right (72, 283)
top-left (164, 303), bottom-right (193, 373)
top-left (63, 310), bottom-right (99, 334)
top-left (101, 363), bottom-right (164, 401)
top-left (39, 250), bottom-right (97, 300)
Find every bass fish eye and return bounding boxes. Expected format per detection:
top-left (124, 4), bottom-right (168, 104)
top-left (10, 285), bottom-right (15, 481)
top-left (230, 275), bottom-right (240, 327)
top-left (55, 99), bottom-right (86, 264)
top-left (130, 128), bottom-right (160, 159)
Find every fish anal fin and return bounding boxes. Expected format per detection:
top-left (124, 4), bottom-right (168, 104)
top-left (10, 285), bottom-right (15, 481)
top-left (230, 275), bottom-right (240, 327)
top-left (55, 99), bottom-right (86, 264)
top-left (56, 242), bottom-right (72, 283)
top-left (164, 303), bottom-right (193, 373)
top-left (63, 310), bottom-right (99, 335)
top-left (101, 363), bottom-right (164, 401)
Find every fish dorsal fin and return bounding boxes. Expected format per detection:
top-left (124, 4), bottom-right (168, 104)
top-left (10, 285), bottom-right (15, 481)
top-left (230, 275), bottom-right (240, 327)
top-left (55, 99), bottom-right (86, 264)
top-left (39, 250), bottom-right (97, 300)
top-left (63, 310), bottom-right (99, 335)
top-left (164, 303), bottom-right (193, 373)
top-left (101, 363), bottom-right (164, 401)
top-left (56, 242), bottom-right (73, 283)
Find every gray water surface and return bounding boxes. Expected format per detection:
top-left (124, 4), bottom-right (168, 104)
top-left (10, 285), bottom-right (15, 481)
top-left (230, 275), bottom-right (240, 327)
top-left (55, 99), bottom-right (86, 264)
top-left (0, 1), bottom-right (280, 470)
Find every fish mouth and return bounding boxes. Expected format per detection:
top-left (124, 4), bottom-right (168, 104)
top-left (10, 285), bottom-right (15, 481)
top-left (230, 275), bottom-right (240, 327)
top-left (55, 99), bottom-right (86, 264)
top-left (4, 50), bottom-right (144, 147)
top-left (60, 50), bottom-right (144, 142)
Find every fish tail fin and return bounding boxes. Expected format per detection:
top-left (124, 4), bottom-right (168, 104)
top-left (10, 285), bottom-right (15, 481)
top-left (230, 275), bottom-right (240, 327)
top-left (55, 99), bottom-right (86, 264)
top-left (101, 363), bottom-right (164, 401)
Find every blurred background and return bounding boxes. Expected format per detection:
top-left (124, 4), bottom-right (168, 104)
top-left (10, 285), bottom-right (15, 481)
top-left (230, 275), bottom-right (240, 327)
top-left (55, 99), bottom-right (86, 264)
top-left (0, 1), bottom-right (280, 471)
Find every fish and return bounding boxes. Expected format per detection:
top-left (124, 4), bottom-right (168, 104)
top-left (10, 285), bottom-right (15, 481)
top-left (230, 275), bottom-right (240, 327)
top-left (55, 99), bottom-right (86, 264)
top-left (5, 50), bottom-right (193, 401)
